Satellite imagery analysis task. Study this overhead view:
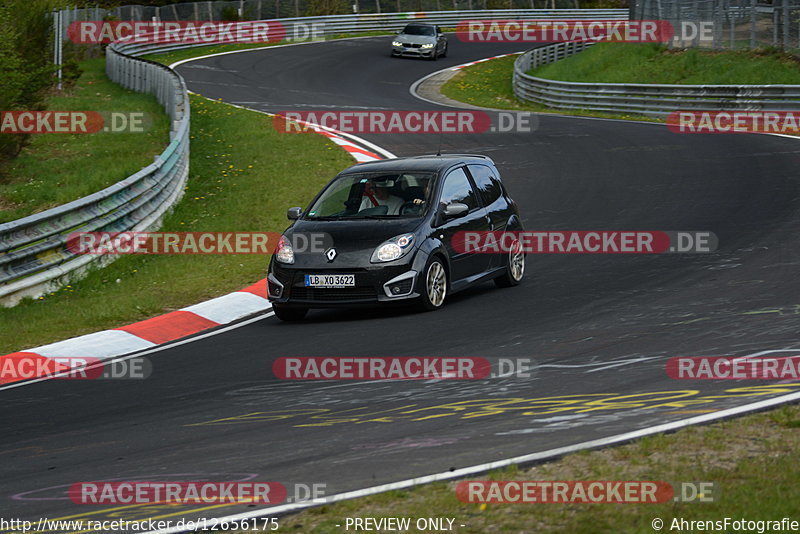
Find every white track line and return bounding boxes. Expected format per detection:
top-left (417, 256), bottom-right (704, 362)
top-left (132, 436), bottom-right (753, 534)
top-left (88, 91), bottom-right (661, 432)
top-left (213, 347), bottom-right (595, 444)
top-left (146, 388), bottom-right (800, 534)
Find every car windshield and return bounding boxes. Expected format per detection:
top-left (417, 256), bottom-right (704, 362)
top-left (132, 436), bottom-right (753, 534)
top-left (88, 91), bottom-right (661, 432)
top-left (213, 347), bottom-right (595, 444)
top-left (305, 172), bottom-right (436, 219)
top-left (402, 25), bottom-right (435, 36)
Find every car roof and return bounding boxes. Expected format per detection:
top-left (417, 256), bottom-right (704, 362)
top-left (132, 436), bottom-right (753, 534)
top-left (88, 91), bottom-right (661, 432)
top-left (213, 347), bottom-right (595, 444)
top-left (342, 154), bottom-right (494, 175)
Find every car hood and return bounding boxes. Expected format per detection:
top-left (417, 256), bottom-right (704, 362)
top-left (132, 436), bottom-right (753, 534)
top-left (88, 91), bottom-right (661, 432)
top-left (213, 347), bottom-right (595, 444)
top-left (284, 218), bottom-right (423, 267)
top-left (395, 34), bottom-right (436, 45)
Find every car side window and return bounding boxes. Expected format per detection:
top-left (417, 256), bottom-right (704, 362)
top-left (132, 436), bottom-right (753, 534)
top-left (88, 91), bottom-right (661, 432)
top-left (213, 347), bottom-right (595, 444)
top-left (468, 164), bottom-right (503, 206)
top-left (439, 167), bottom-right (478, 212)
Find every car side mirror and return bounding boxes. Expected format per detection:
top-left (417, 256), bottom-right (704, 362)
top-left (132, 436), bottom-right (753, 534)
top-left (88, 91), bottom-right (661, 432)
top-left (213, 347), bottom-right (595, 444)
top-left (287, 207), bottom-right (303, 220)
top-left (443, 202), bottom-right (469, 219)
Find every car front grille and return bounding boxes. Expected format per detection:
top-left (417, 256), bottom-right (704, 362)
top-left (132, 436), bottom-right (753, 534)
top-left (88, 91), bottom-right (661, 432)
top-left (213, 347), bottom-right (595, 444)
top-left (402, 42), bottom-right (422, 48)
top-left (290, 287), bottom-right (378, 302)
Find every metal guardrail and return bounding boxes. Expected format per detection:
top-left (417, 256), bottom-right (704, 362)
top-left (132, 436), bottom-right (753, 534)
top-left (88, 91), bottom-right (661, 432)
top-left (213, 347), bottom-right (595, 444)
top-left (111, 9), bottom-right (629, 56)
top-left (513, 41), bottom-right (800, 116)
top-left (0, 42), bottom-right (190, 306)
top-left (1, 9), bottom-right (627, 306)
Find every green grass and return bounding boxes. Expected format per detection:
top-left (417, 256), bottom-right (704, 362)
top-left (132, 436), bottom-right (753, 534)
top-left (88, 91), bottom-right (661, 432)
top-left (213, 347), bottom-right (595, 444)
top-left (0, 58), bottom-right (170, 223)
top-left (0, 94), bottom-right (353, 354)
top-left (235, 403), bottom-right (800, 533)
top-left (531, 42), bottom-right (800, 85)
top-left (439, 54), bottom-right (656, 122)
top-left (442, 55), bottom-right (532, 111)
top-left (440, 44), bottom-right (800, 124)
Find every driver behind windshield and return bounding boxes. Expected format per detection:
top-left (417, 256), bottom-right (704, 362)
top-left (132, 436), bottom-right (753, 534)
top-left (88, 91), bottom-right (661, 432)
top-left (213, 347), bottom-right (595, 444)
top-left (404, 25), bottom-right (434, 36)
top-left (359, 178), bottom-right (404, 215)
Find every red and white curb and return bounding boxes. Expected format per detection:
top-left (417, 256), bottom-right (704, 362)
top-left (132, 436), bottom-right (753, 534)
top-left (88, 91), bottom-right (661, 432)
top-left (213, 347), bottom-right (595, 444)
top-left (0, 281), bottom-right (270, 384)
top-left (451, 52), bottom-right (521, 70)
top-left (288, 117), bottom-right (385, 163)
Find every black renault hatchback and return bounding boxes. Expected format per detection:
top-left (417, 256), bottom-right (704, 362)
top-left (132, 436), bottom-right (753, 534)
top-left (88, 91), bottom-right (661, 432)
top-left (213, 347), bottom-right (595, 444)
top-left (267, 155), bottom-right (524, 321)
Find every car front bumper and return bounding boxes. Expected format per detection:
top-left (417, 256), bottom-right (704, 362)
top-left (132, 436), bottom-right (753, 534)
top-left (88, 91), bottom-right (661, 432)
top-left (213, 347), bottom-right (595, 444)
top-left (392, 46), bottom-right (435, 58)
top-left (268, 262), bottom-right (421, 308)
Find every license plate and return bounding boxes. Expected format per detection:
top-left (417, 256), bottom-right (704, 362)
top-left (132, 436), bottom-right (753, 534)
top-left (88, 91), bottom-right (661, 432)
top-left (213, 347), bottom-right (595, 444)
top-left (304, 274), bottom-right (355, 288)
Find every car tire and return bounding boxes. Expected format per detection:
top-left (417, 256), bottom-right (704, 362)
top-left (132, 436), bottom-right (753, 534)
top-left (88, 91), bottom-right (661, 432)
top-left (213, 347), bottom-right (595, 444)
top-left (494, 238), bottom-right (525, 288)
top-left (418, 256), bottom-right (447, 311)
top-left (429, 49), bottom-right (438, 61)
top-left (440, 43), bottom-right (447, 57)
top-left (273, 304), bottom-right (308, 322)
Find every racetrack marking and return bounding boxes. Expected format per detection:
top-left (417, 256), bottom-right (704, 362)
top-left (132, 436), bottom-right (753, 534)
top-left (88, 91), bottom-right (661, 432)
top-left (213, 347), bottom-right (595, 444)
top-left (184, 383), bottom-right (800, 428)
top-left (146, 387), bottom-right (800, 534)
top-left (537, 355), bottom-right (664, 373)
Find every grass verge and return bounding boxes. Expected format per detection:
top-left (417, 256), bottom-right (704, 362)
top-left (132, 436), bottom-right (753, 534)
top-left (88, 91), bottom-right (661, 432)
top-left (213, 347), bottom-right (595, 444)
top-left (0, 93), bottom-right (353, 354)
top-left (235, 403), bottom-right (800, 533)
top-left (0, 58), bottom-right (170, 223)
top-left (531, 42), bottom-right (800, 85)
top-left (439, 54), bottom-right (657, 123)
top-left (440, 44), bottom-right (800, 124)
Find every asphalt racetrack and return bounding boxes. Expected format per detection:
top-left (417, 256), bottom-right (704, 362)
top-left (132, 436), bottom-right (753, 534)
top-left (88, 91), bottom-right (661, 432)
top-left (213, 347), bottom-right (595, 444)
top-left (3, 36), bottom-right (800, 529)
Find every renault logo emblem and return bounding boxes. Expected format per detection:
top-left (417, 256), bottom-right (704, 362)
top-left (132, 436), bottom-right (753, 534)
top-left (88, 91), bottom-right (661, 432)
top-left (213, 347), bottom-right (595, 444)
top-left (325, 248), bottom-right (337, 262)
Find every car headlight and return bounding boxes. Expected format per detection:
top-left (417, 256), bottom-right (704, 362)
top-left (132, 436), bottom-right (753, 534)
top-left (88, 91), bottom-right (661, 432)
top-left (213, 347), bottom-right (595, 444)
top-left (392, 41), bottom-right (403, 46)
top-left (275, 235), bottom-right (294, 264)
top-left (371, 233), bottom-right (414, 263)
top-left (421, 43), bottom-right (435, 48)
